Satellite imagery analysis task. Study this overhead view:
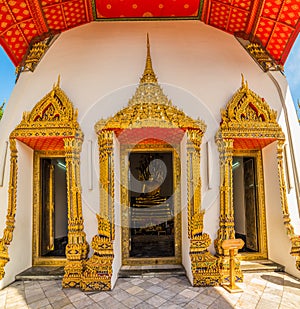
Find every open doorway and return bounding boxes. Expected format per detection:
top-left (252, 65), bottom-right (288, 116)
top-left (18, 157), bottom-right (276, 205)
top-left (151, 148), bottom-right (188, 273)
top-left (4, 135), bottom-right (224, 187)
top-left (232, 152), bottom-right (268, 259)
top-left (33, 153), bottom-right (68, 265)
top-left (128, 152), bottom-right (174, 258)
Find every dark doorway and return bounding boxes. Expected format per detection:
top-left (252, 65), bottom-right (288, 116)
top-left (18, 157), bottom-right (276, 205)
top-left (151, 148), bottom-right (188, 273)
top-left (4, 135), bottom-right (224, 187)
top-left (40, 158), bottom-right (68, 257)
top-left (233, 156), bottom-right (259, 253)
top-left (128, 152), bottom-right (174, 258)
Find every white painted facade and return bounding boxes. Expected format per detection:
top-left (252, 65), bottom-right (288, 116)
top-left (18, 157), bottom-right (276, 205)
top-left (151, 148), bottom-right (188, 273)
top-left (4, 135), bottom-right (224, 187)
top-left (0, 21), bottom-right (300, 289)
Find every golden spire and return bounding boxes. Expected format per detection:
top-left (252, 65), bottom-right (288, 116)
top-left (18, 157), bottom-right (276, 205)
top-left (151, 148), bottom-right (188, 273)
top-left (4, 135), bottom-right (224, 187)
top-left (140, 33), bottom-right (158, 84)
top-left (128, 34), bottom-right (171, 106)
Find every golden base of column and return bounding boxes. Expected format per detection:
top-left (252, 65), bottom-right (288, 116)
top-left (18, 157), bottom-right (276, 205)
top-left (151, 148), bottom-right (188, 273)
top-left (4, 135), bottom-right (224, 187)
top-left (190, 233), bottom-right (221, 287)
top-left (0, 240), bottom-right (9, 280)
top-left (62, 260), bottom-right (84, 288)
top-left (80, 235), bottom-right (114, 291)
top-left (62, 242), bottom-right (89, 288)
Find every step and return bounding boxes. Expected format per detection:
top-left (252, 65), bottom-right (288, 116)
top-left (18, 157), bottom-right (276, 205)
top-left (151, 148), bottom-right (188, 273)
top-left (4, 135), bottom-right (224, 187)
top-left (240, 260), bottom-right (285, 273)
top-left (118, 264), bottom-right (186, 278)
top-left (15, 266), bottom-right (64, 281)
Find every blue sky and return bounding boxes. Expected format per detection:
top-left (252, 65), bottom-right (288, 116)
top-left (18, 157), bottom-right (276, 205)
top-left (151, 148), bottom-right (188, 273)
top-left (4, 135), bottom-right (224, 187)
top-left (0, 47), bottom-right (15, 107)
top-left (0, 36), bottom-right (299, 113)
top-left (285, 36), bottom-right (300, 112)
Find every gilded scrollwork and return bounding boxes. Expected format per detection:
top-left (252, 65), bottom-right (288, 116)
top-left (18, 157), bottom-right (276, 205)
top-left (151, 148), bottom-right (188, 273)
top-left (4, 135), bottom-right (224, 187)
top-left (189, 213), bottom-right (221, 286)
top-left (80, 216), bottom-right (114, 291)
top-left (62, 136), bottom-right (89, 288)
top-left (0, 139), bottom-right (17, 279)
top-left (92, 36), bottom-right (213, 289)
top-left (216, 75), bottom-right (299, 279)
top-left (0, 77), bottom-right (88, 287)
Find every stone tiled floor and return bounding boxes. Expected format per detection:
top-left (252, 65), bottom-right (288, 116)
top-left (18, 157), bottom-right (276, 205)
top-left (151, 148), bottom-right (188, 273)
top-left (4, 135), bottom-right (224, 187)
top-left (1, 271), bottom-right (300, 308)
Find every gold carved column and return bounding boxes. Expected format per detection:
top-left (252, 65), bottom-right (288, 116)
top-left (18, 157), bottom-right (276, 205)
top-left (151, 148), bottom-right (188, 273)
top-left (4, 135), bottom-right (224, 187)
top-left (187, 129), bottom-right (221, 286)
top-left (62, 135), bottom-right (89, 288)
top-left (214, 138), bottom-right (243, 282)
top-left (0, 139), bottom-right (18, 279)
top-left (81, 130), bottom-right (114, 291)
top-left (277, 141), bottom-right (300, 270)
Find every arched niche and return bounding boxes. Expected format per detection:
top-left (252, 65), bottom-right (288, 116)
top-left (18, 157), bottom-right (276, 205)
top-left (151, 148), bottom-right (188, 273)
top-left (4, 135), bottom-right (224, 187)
top-left (0, 78), bottom-right (89, 288)
top-left (215, 75), bottom-right (299, 281)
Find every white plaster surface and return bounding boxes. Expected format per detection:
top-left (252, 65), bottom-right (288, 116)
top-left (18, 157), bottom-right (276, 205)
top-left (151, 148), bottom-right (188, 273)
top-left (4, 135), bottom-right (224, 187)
top-left (0, 21), bottom-right (299, 287)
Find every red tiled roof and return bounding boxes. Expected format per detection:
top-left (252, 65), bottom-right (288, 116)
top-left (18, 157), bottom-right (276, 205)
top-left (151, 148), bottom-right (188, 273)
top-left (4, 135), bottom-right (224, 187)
top-left (0, 0), bottom-right (299, 67)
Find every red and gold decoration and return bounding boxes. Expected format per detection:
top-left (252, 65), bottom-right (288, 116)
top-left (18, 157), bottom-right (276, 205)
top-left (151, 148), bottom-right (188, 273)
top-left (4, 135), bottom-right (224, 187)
top-left (215, 75), bottom-right (300, 282)
top-left (94, 0), bottom-right (200, 19)
top-left (0, 77), bottom-right (89, 283)
top-left (0, 1), bottom-right (299, 69)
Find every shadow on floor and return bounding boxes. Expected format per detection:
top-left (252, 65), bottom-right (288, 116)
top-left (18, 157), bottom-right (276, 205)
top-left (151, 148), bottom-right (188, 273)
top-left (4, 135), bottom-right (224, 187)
top-left (261, 274), bottom-right (300, 289)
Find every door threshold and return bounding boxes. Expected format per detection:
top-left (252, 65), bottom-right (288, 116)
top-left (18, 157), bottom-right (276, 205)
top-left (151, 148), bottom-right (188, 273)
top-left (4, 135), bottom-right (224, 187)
top-left (119, 264), bottom-right (186, 277)
top-left (15, 266), bottom-right (64, 281)
top-left (240, 260), bottom-right (285, 272)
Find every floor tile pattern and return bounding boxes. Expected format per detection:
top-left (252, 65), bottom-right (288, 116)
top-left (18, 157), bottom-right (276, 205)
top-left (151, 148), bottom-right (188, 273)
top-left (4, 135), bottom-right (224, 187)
top-left (1, 271), bottom-right (300, 308)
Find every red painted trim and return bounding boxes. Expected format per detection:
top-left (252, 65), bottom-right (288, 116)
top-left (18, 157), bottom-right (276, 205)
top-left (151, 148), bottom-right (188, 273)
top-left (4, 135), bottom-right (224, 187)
top-left (28, 0), bottom-right (49, 34)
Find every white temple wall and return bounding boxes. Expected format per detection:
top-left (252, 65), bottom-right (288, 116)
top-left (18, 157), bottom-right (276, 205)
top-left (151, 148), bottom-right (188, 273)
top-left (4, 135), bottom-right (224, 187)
top-left (0, 20), bottom-right (299, 284)
top-left (277, 85), bottom-right (300, 235)
top-left (0, 142), bottom-right (33, 289)
top-left (263, 142), bottom-right (300, 279)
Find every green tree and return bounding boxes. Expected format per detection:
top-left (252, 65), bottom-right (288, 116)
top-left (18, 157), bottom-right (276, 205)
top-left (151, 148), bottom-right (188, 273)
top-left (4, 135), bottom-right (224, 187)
top-left (0, 101), bottom-right (5, 121)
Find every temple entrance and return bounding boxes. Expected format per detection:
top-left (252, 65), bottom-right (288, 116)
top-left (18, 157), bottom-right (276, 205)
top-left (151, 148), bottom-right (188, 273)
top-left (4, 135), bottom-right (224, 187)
top-left (232, 151), bottom-right (267, 259)
top-left (121, 144), bottom-right (182, 266)
top-left (129, 152), bottom-right (174, 258)
top-left (33, 153), bottom-right (68, 265)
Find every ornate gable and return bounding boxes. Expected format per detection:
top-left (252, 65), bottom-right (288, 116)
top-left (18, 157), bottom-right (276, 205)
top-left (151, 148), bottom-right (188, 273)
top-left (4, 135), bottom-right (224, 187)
top-left (221, 75), bottom-right (278, 128)
top-left (19, 77), bottom-right (77, 128)
top-left (218, 75), bottom-right (284, 144)
top-left (95, 35), bottom-right (206, 136)
top-left (11, 77), bottom-right (81, 151)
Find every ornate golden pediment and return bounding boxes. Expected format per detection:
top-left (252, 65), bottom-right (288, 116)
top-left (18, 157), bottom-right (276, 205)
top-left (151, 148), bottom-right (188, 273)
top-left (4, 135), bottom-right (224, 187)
top-left (95, 35), bottom-right (206, 135)
top-left (11, 77), bottom-right (80, 139)
top-left (218, 75), bottom-right (284, 141)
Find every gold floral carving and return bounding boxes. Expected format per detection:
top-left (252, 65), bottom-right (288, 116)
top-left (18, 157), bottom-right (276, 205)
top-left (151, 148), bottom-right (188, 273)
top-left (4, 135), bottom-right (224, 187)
top-left (0, 77), bottom-right (89, 285)
top-left (92, 36), bottom-right (215, 289)
top-left (62, 137), bottom-right (89, 288)
top-left (245, 42), bottom-right (283, 72)
top-left (80, 216), bottom-right (114, 291)
top-left (189, 213), bottom-right (221, 286)
top-left (215, 75), bottom-right (299, 280)
top-left (16, 34), bottom-right (58, 79)
top-left (11, 77), bottom-right (79, 140)
top-left (0, 139), bottom-right (17, 279)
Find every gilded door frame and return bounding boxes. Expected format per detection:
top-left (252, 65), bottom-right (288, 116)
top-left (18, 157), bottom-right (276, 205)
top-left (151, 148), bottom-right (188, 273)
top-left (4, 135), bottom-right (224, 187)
top-left (214, 76), bottom-right (299, 280)
top-left (233, 149), bottom-right (267, 260)
top-left (32, 150), bottom-right (66, 266)
top-left (0, 78), bottom-right (89, 286)
top-left (121, 144), bottom-right (182, 266)
top-left (84, 36), bottom-right (221, 290)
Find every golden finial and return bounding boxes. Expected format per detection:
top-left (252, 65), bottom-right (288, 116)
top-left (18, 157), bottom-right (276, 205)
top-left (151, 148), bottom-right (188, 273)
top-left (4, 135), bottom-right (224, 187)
top-left (241, 73), bottom-right (249, 92)
top-left (140, 34), bottom-right (158, 84)
top-left (55, 75), bottom-right (61, 88)
top-left (241, 73), bottom-right (245, 88)
top-left (128, 34), bottom-right (171, 106)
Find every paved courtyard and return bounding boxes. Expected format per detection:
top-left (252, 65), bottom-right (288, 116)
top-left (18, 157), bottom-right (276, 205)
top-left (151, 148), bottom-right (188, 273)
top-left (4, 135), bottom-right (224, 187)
top-left (0, 271), bottom-right (300, 308)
